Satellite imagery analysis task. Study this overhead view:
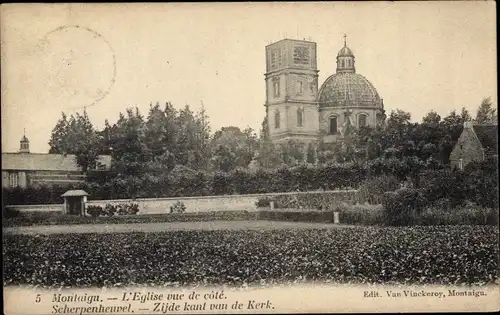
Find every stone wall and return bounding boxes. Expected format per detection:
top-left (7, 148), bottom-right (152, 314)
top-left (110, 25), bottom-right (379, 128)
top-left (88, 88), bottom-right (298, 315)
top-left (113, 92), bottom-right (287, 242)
top-left (6, 190), bottom-right (358, 215)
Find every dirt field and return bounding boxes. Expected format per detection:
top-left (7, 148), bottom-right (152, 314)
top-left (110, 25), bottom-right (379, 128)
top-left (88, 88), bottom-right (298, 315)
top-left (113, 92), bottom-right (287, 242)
top-left (3, 220), bottom-right (354, 235)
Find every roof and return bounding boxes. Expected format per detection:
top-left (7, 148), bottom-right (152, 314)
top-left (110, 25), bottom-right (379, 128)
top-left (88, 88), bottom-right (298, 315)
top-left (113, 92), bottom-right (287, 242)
top-left (61, 190), bottom-right (89, 197)
top-left (337, 46), bottom-right (354, 57)
top-left (1, 153), bottom-right (112, 171)
top-left (318, 72), bottom-right (382, 108)
top-left (473, 124), bottom-right (498, 152)
top-left (21, 135), bottom-right (29, 142)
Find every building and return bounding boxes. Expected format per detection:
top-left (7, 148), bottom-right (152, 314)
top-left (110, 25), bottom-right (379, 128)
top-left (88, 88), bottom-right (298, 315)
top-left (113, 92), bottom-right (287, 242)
top-left (2, 134), bottom-right (112, 188)
top-left (449, 121), bottom-right (498, 170)
top-left (264, 36), bottom-right (384, 147)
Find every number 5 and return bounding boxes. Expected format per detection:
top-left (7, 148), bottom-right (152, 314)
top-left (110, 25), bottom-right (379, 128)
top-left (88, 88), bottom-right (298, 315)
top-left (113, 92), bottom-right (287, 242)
top-left (35, 294), bottom-right (41, 303)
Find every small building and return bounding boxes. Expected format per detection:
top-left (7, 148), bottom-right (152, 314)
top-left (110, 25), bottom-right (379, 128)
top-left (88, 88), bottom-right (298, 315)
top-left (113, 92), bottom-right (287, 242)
top-left (449, 121), bottom-right (498, 170)
top-left (61, 190), bottom-right (89, 216)
top-left (2, 134), bottom-right (111, 188)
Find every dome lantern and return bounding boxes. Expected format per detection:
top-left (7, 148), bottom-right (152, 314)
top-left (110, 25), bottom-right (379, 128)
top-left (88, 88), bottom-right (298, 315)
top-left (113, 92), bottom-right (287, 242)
top-left (19, 129), bottom-right (30, 153)
top-left (336, 34), bottom-right (355, 74)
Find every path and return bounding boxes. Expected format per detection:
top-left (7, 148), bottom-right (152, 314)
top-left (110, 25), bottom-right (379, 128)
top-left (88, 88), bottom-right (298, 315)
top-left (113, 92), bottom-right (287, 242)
top-left (3, 220), bottom-right (354, 235)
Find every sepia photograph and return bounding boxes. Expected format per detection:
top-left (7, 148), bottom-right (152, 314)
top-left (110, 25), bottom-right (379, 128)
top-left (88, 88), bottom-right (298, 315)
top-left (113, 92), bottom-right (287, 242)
top-left (2, 2), bottom-right (499, 314)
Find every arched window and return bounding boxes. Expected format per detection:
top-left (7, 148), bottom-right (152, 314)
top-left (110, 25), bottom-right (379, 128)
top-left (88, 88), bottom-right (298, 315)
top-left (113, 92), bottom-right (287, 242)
top-left (275, 110), bottom-right (280, 129)
top-left (273, 77), bottom-right (280, 98)
top-left (297, 108), bottom-right (304, 127)
top-left (329, 116), bottom-right (338, 134)
top-left (358, 114), bottom-right (367, 127)
top-left (341, 59), bottom-right (345, 68)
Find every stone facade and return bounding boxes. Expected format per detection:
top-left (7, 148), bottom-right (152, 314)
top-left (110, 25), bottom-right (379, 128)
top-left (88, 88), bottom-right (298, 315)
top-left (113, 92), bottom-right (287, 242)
top-left (264, 37), bottom-right (384, 154)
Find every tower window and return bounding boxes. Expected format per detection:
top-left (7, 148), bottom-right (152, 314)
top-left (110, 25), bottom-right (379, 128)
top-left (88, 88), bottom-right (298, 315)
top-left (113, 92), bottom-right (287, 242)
top-left (341, 59), bottom-right (345, 68)
top-left (458, 158), bottom-right (464, 170)
top-left (296, 81), bottom-right (303, 95)
top-left (275, 110), bottom-right (280, 129)
top-left (358, 114), bottom-right (367, 127)
top-left (273, 78), bottom-right (280, 98)
top-left (297, 108), bottom-right (304, 127)
top-left (329, 116), bottom-right (338, 134)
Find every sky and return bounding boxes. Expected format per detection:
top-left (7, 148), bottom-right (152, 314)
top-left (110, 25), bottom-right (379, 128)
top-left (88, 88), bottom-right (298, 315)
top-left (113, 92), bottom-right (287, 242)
top-left (1, 2), bottom-right (497, 153)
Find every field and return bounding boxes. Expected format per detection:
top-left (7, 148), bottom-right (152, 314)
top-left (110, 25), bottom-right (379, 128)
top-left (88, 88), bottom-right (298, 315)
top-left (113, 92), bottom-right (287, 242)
top-left (3, 225), bottom-right (498, 289)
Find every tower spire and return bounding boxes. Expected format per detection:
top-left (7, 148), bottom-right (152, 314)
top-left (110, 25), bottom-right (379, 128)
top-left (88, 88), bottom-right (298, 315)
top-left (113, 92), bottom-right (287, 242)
top-left (344, 33), bottom-right (347, 47)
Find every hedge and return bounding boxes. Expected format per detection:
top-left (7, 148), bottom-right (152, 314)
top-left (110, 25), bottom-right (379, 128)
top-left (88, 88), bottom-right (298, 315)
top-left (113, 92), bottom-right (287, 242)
top-left (3, 157), bottom-right (497, 208)
top-left (3, 210), bottom-right (258, 227)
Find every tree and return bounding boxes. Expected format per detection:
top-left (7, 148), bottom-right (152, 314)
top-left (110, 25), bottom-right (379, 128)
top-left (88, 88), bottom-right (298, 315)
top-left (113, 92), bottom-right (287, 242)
top-left (210, 126), bottom-right (258, 171)
top-left (48, 112), bottom-right (70, 154)
top-left (108, 107), bottom-right (148, 176)
top-left (475, 97), bottom-right (497, 123)
top-left (260, 117), bottom-right (270, 141)
top-left (175, 104), bottom-right (211, 170)
top-left (48, 110), bottom-right (101, 172)
top-left (422, 110), bottom-right (441, 125)
top-left (306, 142), bottom-right (317, 164)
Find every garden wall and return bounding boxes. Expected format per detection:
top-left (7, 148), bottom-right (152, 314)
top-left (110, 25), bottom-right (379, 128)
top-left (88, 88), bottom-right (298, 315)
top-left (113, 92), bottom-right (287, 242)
top-left (5, 190), bottom-right (358, 215)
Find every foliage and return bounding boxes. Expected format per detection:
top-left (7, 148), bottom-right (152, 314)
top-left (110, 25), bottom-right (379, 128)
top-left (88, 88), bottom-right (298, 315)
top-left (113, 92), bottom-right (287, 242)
top-left (255, 197), bottom-right (273, 208)
top-left (48, 111), bottom-right (103, 172)
top-left (170, 201), bottom-right (187, 214)
top-left (416, 206), bottom-right (499, 226)
top-left (382, 188), bottom-right (428, 226)
top-left (4, 226), bottom-right (498, 288)
top-left (357, 175), bottom-right (400, 204)
top-left (86, 203), bottom-right (139, 217)
top-left (3, 211), bottom-right (256, 227)
top-left (475, 97), bottom-right (497, 124)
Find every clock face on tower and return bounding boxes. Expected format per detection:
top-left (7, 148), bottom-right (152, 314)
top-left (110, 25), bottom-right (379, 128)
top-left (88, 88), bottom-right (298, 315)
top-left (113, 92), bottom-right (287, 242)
top-left (293, 45), bottom-right (310, 65)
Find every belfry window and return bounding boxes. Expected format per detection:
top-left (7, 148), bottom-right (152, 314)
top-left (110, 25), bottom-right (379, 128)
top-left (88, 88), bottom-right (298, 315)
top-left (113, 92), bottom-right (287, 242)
top-left (297, 108), bottom-right (304, 127)
top-left (458, 158), bottom-right (464, 170)
top-left (296, 81), bottom-right (303, 95)
top-left (273, 78), bottom-right (280, 98)
top-left (358, 114), bottom-right (367, 127)
top-left (275, 110), bottom-right (280, 129)
top-left (329, 116), bottom-right (338, 134)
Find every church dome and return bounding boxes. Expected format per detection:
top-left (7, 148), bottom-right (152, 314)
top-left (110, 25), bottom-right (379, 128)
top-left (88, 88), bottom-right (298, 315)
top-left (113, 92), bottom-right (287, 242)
top-left (319, 37), bottom-right (382, 108)
top-left (318, 73), bottom-right (382, 108)
top-left (337, 46), bottom-right (354, 57)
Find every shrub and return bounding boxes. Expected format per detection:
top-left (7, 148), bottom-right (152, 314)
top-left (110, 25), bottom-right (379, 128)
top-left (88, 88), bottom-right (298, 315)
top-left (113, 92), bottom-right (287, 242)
top-left (170, 201), bottom-right (186, 214)
top-left (258, 210), bottom-right (334, 223)
top-left (255, 197), bottom-right (273, 208)
top-left (382, 188), bottom-right (428, 226)
top-left (335, 204), bottom-right (383, 225)
top-left (116, 203), bottom-right (140, 215)
top-left (3, 206), bottom-right (21, 219)
top-left (86, 205), bottom-right (104, 217)
top-left (416, 205), bottom-right (499, 226)
top-left (357, 175), bottom-right (400, 204)
top-left (272, 191), bottom-right (356, 210)
top-left (103, 204), bottom-right (117, 217)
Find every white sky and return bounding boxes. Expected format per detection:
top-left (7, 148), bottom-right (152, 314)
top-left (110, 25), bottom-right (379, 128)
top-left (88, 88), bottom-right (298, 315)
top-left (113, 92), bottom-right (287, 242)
top-left (1, 2), bottom-right (497, 153)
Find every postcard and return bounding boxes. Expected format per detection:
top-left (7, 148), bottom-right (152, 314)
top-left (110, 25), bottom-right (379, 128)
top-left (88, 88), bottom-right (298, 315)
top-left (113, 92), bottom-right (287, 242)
top-left (2, 2), bottom-right (499, 314)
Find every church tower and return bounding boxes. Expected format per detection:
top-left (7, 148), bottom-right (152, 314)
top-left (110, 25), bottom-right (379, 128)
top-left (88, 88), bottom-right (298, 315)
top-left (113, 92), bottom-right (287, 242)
top-left (264, 39), bottom-right (320, 144)
top-left (19, 131), bottom-right (30, 153)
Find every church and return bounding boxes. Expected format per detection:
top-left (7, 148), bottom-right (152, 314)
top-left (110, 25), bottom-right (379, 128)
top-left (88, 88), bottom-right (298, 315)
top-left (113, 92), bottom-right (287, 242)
top-left (2, 134), bottom-right (111, 188)
top-left (264, 36), bottom-right (385, 145)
